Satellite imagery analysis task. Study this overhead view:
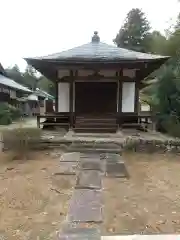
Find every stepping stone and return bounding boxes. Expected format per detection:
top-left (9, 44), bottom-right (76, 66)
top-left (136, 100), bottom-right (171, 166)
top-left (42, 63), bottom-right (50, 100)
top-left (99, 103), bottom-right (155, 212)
top-left (80, 160), bottom-right (102, 171)
top-left (76, 170), bottom-right (102, 189)
top-left (57, 227), bottom-right (101, 240)
top-left (60, 152), bottom-right (80, 162)
top-left (80, 153), bottom-right (100, 159)
top-left (106, 162), bottom-right (129, 178)
top-left (55, 162), bottom-right (77, 175)
top-left (68, 189), bottom-right (102, 222)
top-left (103, 153), bottom-right (123, 163)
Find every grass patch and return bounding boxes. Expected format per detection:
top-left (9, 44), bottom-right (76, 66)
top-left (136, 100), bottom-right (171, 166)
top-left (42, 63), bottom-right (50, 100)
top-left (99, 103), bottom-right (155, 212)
top-left (2, 127), bottom-right (42, 160)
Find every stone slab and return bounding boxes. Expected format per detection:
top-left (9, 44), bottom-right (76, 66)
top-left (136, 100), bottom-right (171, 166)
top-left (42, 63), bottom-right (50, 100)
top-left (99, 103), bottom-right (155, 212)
top-left (56, 162), bottom-right (77, 175)
top-left (106, 162), bottom-right (129, 178)
top-left (81, 160), bottom-right (102, 171)
top-left (70, 142), bottom-right (120, 149)
top-left (80, 153), bottom-right (100, 159)
top-left (57, 227), bottom-right (101, 240)
top-left (76, 170), bottom-right (102, 189)
top-left (60, 152), bottom-right (80, 162)
top-left (68, 189), bottom-right (102, 222)
top-left (103, 153), bottom-right (123, 163)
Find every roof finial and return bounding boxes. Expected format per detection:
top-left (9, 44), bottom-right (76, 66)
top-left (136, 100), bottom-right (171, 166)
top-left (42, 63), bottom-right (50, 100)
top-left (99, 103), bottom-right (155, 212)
top-left (92, 31), bottom-right (100, 43)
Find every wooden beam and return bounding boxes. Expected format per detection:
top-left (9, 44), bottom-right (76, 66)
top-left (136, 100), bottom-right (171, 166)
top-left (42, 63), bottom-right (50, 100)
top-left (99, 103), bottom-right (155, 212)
top-left (57, 75), bottom-right (139, 82)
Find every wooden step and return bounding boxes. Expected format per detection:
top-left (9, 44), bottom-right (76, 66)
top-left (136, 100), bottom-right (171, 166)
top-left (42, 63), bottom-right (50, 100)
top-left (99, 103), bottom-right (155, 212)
top-left (121, 123), bottom-right (140, 128)
top-left (73, 127), bottom-right (117, 133)
top-left (75, 123), bottom-right (117, 128)
top-left (76, 119), bottom-right (116, 124)
top-left (41, 122), bottom-right (69, 126)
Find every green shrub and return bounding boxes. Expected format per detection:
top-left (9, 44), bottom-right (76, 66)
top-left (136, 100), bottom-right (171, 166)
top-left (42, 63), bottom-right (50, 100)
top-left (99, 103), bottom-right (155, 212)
top-left (161, 115), bottom-right (180, 138)
top-left (0, 103), bottom-right (22, 125)
top-left (3, 127), bottom-right (42, 159)
top-left (8, 105), bottom-right (22, 120)
top-left (0, 103), bottom-right (12, 125)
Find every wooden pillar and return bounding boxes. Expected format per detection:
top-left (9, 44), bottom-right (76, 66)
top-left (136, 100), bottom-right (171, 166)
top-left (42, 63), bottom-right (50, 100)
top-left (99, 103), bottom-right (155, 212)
top-left (134, 71), bottom-right (140, 117)
top-left (117, 70), bottom-right (122, 127)
top-left (37, 115), bottom-right (40, 128)
top-left (55, 81), bottom-right (58, 113)
top-left (134, 80), bottom-right (139, 114)
top-left (69, 70), bottom-right (74, 128)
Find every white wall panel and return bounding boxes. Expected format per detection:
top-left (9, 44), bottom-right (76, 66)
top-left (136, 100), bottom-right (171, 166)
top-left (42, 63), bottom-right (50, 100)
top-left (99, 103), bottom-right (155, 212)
top-left (58, 82), bottom-right (69, 112)
top-left (122, 82), bottom-right (135, 112)
top-left (123, 69), bottom-right (136, 78)
top-left (58, 69), bottom-right (69, 78)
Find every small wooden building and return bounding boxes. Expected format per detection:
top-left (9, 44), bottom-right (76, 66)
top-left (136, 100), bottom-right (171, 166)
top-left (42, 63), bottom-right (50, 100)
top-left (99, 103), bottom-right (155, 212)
top-left (25, 32), bottom-right (169, 132)
top-left (0, 63), bottom-right (32, 109)
top-left (25, 88), bottom-right (55, 116)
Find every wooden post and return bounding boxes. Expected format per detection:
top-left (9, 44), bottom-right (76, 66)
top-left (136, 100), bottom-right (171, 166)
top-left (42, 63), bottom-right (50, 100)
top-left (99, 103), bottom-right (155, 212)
top-left (55, 81), bottom-right (58, 113)
top-left (37, 115), bottom-right (40, 128)
top-left (118, 70), bottom-right (122, 127)
top-left (0, 133), bottom-right (4, 153)
top-left (69, 71), bottom-right (74, 128)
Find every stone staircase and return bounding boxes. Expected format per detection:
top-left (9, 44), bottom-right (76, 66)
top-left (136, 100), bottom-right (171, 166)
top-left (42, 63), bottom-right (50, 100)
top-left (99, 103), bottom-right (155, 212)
top-left (67, 141), bottom-right (122, 154)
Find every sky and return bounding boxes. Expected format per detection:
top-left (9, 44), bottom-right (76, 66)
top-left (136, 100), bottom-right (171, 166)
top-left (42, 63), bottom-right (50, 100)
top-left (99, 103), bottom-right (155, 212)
top-left (0, 0), bottom-right (179, 70)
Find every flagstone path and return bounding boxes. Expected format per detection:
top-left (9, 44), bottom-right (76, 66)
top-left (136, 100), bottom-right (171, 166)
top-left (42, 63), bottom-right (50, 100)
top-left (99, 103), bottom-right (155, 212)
top-left (57, 150), bottom-right (128, 239)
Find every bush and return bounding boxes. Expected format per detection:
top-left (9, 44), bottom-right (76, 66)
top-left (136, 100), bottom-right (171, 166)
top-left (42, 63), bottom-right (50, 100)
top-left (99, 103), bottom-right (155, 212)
top-left (3, 127), bottom-right (42, 159)
top-left (0, 103), bottom-right (22, 125)
top-left (8, 105), bottom-right (22, 120)
top-left (0, 103), bottom-right (12, 125)
top-left (161, 115), bottom-right (180, 138)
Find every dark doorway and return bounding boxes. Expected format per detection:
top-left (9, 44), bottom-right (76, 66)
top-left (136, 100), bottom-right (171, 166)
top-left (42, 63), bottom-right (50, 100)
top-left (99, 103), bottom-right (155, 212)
top-left (75, 82), bottom-right (117, 115)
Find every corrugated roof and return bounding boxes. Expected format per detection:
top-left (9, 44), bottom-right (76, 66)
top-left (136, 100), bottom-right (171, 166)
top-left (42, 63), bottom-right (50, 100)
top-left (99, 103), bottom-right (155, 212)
top-left (32, 32), bottom-right (169, 62)
top-left (0, 74), bottom-right (32, 93)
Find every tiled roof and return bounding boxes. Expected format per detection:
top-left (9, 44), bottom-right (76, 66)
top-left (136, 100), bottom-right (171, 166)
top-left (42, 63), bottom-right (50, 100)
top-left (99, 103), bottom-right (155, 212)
top-left (32, 32), bottom-right (169, 62)
top-left (35, 88), bottom-right (54, 100)
top-left (27, 94), bottom-right (38, 101)
top-left (0, 74), bottom-right (32, 93)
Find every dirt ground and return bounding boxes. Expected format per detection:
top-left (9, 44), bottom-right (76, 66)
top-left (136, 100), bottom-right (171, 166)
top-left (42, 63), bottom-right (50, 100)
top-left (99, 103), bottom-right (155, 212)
top-left (103, 153), bottom-right (180, 235)
top-left (0, 150), bottom-right (75, 239)
top-left (2, 150), bottom-right (180, 238)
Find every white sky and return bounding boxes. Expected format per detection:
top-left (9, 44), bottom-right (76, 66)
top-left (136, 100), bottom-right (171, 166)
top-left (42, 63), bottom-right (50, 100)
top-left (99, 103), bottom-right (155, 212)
top-left (0, 0), bottom-right (179, 70)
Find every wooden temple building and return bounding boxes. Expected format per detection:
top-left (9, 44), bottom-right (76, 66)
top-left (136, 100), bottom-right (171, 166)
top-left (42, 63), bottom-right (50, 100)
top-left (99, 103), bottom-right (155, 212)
top-left (25, 32), bottom-right (169, 132)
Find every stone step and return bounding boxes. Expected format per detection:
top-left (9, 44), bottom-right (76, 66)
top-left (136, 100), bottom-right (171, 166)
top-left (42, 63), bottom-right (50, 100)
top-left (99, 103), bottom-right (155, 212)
top-left (69, 142), bottom-right (121, 149)
top-left (67, 147), bottom-right (121, 154)
top-left (60, 152), bottom-right (80, 162)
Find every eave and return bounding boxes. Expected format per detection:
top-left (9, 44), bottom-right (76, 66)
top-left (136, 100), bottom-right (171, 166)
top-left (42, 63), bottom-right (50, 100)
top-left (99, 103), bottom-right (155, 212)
top-left (24, 56), bottom-right (170, 83)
